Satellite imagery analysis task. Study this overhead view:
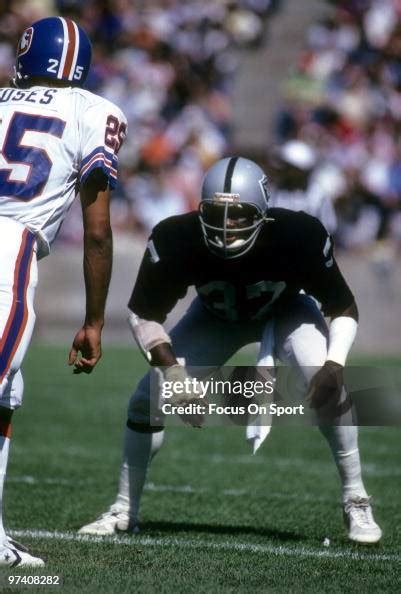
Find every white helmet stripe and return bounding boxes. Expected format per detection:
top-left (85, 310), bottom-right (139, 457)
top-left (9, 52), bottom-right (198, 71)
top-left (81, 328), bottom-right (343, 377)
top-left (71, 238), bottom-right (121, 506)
top-left (68, 20), bottom-right (80, 80)
top-left (57, 17), bottom-right (69, 78)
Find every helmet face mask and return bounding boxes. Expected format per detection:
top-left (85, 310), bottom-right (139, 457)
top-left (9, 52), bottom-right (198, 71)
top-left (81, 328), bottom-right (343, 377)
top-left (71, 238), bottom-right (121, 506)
top-left (13, 17), bottom-right (92, 88)
top-left (199, 157), bottom-right (270, 259)
top-left (199, 200), bottom-right (264, 258)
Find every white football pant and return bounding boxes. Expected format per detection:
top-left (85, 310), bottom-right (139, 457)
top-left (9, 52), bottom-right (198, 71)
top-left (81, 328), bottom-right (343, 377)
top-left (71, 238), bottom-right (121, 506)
top-left (128, 293), bottom-right (333, 424)
top-left (116, 293), bottom-right (365, 526)
top-left (0, 217), bottom-right (37, 410)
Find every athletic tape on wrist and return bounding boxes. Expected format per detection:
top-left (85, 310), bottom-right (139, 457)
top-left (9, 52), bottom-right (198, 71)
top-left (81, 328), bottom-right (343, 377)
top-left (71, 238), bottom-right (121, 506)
top-left (326, 316), bottom-right (358, 367)
top-left (127, 311), bottom-right (171, 361)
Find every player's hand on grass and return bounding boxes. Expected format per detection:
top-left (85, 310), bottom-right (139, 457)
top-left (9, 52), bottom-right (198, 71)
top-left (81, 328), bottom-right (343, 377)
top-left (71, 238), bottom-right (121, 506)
top-left (68, 325), bottom-right (102, 374)
top-left (163, 364), bottom-right (206, 428)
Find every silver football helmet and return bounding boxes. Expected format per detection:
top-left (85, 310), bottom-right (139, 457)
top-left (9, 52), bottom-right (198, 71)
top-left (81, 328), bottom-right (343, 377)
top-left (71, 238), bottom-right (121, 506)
top-left (199, 156), bottom-right (270, 258)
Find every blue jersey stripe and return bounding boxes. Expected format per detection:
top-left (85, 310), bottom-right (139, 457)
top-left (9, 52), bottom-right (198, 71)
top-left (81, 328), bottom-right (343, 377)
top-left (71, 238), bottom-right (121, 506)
top-left (0, 230), bottom-right (35, 380)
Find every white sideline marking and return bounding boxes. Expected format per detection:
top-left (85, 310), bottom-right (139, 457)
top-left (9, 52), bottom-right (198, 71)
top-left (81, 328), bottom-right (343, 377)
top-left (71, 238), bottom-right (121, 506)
top-left (169, 453), bottom-right (401, 477)
top-left (9, 529), bottom-right (400, 563)
top-left (12, 448), bottom-right (400, 477)
top-left (145, 482), bottom-right (207, 494)
top-left (10, 476), bottom-right (394, 506)
top-left (8, 476), bottom-right (331, 503)
top-left (145, 483), bottom-right (329, 503)
top-left (8, 476), bottom-right (93, 486)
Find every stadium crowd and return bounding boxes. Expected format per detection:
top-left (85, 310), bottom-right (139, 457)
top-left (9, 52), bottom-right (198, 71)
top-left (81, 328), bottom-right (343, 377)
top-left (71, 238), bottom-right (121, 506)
top-left (274, 0), bottom-right (401, 251)
top-left (1, 0), bottom-right (400, 252)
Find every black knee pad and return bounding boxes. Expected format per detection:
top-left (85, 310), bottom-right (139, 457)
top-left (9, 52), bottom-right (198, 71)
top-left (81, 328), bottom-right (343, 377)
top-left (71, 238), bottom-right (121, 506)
top-left (126, 419), bottom-right (164, 433)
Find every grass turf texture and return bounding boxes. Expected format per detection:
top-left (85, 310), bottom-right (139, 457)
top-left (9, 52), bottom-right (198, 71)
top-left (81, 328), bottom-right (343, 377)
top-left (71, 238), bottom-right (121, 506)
top-left (3, 344), bottom-right (400, 593)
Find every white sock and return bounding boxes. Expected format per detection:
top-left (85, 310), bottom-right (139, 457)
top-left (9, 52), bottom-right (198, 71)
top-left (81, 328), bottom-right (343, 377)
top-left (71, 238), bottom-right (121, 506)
top-left (114, 426), bottom-right (164, 524)
top-left (319, 425), bottom-right (368, 503)
top-left (0, 433), bottom-right (11, 545)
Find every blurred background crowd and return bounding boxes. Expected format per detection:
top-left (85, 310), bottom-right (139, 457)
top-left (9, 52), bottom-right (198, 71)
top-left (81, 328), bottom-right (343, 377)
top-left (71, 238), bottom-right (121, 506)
top-left (1, 0), bottom-right (401, 254)
top-left (272, 0), bottom-right (401, 252)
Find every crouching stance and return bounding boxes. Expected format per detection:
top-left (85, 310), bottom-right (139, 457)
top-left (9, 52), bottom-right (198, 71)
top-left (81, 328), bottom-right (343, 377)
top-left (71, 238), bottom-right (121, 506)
top-left (80, 157), bottom-right (381, 544)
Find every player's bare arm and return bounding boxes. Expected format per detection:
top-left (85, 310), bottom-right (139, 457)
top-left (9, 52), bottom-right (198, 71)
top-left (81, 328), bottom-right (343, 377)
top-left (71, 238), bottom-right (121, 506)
top-left (148, 342), bottom-right (178, 367)
top-left (69, 177), bottom-right (113, 374)
top-left (127, 312), bottom-right (203, 426)
top-left (148, 341), bottom-right (204, 425)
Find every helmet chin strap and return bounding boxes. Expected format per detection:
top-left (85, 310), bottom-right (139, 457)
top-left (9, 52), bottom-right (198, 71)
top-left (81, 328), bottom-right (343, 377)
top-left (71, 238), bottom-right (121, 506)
top-left (11, 67), bottom-right (22, 88)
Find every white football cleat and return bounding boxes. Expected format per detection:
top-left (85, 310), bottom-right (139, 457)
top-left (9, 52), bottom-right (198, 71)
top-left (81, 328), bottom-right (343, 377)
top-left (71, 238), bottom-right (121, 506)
top-left (0, 541), bottom-right (45, 567)
top-left (343, 496), bottom-right (382, 544)
top-left (78, 506), bottom-right (138, 536)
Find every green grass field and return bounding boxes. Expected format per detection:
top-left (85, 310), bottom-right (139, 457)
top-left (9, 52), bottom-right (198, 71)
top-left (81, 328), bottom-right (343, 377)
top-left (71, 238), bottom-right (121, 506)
top-left (2, 344), bottom-right (400, 593)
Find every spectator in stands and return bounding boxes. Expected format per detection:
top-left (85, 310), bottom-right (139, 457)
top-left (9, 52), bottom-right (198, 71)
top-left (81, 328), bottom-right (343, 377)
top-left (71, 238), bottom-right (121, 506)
top-left (269, 140), bottom-right (337, 233)
top-left (273, 0), bottom-right (401, 250)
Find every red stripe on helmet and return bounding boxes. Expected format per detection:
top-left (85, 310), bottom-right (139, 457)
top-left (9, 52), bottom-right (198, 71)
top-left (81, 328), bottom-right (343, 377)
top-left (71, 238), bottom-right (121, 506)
top-left (62, 18), bottom-right (77, 79)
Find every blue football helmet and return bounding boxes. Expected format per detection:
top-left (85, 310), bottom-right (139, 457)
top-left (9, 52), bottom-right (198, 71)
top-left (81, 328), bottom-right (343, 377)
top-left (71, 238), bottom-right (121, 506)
top-left (14, 17), bottom-right (92, 88)
top-left (199, 157), bottom-right (271, 259)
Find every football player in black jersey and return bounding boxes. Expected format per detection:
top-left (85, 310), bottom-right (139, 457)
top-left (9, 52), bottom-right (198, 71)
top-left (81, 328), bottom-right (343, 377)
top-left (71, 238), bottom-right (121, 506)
top-left (80, 157), bottom-right (382, 544)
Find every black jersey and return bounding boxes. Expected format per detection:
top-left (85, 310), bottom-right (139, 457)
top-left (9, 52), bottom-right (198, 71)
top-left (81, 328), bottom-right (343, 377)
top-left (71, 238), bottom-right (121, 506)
top-left (129, 208), bottom-right (355, 323)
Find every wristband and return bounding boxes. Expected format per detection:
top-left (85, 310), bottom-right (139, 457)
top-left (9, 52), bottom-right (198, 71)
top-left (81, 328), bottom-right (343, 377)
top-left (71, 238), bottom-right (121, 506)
top-left (326, 316), bottom-right (358, 367)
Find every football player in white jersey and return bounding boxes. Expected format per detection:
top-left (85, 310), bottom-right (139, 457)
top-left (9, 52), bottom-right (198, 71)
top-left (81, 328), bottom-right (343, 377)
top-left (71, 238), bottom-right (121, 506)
top-left (0, 17), bottom-right (127, 566)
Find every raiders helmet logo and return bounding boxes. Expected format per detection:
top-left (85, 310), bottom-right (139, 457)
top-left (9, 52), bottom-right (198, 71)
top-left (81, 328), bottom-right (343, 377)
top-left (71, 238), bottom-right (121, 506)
top-left (17, 27), bottom-right (33, 57)
top-left (259, 174), bottom-right (270, 204)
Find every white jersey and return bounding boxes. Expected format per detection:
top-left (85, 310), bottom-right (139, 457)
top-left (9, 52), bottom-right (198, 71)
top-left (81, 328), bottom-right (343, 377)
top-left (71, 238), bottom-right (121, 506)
top-left (0, 85), bottom-right (127, 257)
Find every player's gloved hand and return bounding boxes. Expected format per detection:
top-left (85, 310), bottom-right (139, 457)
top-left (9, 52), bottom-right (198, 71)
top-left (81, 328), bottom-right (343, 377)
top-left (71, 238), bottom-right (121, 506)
top-left (306, 360), bottom-right (344, 410)
top-left (163, 364), bottom-right (205, 428)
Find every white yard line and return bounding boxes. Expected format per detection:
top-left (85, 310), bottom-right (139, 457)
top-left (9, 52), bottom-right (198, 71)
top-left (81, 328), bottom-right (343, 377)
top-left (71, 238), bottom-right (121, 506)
top-left (10, 476), bottom-right (394, 504)
top-left (145, 483), bottom-right (330, 502)
top-left (9, 529), bottom-right (400, 563)
top-left (169, 452), bottom-right (401, 477)
top-left (7, 476), bottom-right (331, 502)
top-left (7, 476), bottom-right (93, 486)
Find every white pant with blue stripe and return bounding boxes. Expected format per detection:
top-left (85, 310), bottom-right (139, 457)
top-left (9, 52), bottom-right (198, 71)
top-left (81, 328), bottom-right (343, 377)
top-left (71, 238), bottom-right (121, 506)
top-left (0, 217), bottom-right (37, 410)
